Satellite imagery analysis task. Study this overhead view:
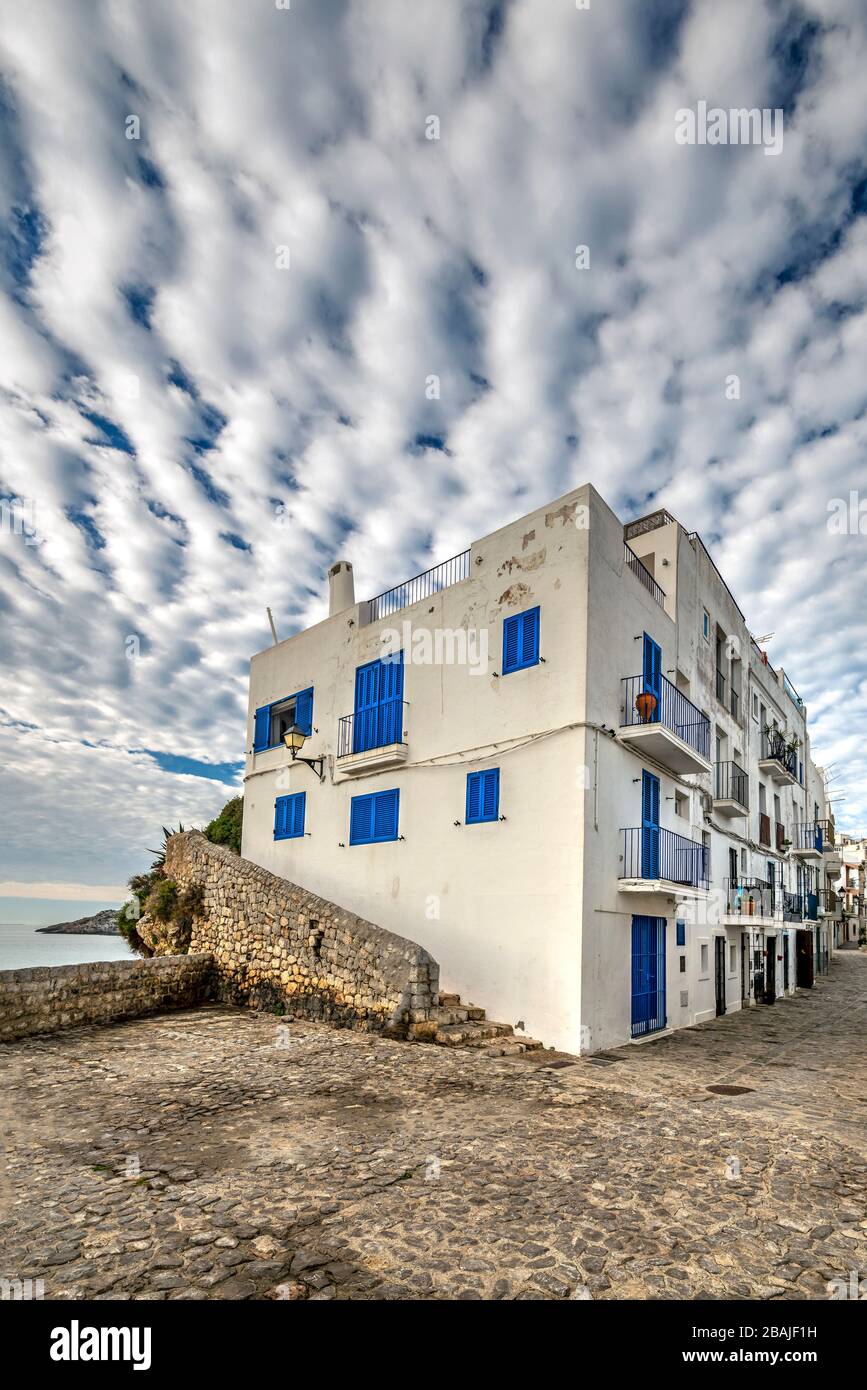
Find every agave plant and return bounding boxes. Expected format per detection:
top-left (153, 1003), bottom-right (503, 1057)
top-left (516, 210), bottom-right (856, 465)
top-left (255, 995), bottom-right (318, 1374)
top-left (147, 823), bottom-right (185, 869)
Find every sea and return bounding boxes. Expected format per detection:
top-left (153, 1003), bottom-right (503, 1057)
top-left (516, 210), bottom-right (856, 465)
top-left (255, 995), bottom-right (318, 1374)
top-left (0, 924), bottom-right (134, 971)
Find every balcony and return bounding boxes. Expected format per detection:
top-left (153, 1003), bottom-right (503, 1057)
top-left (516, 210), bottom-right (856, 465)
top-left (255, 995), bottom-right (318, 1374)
top-left (803, 891), bottom-right (819, 922)
top-left (619, 826), bottom-right (709, 899)
top-left (775, 820), bottom-right (788, 853)
top-left (758, 812), bottom-right (771, 848)
top-left (336, 699), bottom-right (409, 775)
top-left (724, 878), bottom-right (778, 926)
top-left (791, 822), bottom-right (824, 859)
top-left (782, 891), bottom-right (803, 923)
top-left (758, 728), bottom-right (799, 786)
top-left (619, 674), bottom-right (711, 775)
top-left (623, 542), bottom-right (666, 607)
top-left (713, 760), bottom-right (748, 818)
top-left (364, 550), bottom-right (471, 624)
top-left (818, 889), bottom-right (841, 919)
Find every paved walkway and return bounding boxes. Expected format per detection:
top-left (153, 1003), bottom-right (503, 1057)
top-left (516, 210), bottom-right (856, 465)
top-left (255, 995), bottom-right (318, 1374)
top-left (1, 953), bottom-right (865, 1300)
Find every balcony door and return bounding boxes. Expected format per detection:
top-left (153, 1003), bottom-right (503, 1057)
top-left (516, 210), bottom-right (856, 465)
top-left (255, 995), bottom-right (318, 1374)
top-left (642, 633), bottom-right (662, 720)
top-left (641, 770), bottom-right (660, 879)
top-left (353, 653), bottom-right (404, 754)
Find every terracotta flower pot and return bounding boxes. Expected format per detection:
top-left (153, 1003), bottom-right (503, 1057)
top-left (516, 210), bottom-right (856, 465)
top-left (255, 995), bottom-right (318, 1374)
top-left (635, 690), bottom-right (658, 722)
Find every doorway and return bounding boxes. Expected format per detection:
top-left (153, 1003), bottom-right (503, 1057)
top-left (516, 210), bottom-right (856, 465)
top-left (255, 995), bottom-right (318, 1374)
top-left (796, 929), bottom-right (814, 988)
top-left (631, 915), bottom-right (666, 1038)
top-left (714, 935), bottom-right (727, 1016)
top-left (741, 932), bottom-right (751, 1003)
top-left (764, 937), bottom-right (777, 1004)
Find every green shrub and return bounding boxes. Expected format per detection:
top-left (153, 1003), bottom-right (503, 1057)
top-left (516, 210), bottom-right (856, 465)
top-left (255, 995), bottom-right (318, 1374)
top-left (204, 796), bottom-right (243, 854)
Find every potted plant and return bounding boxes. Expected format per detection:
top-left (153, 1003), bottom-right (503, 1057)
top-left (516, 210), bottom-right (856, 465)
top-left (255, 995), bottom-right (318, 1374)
top-left (635, 689), bottom-right (658, 722)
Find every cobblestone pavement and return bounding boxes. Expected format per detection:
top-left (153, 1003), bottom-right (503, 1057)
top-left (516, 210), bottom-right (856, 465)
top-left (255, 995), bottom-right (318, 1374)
top-left (1, 953), bottom-right (865, 1301)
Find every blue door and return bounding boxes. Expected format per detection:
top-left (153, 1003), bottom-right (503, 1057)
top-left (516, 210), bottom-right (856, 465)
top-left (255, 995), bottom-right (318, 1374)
top-left (641, 770), bottom-right (660, 879)
top-left (353, 654), bottom-right (404, 753)
top-left (642, 633), bottom-right (662, 721)
top-left (631, 915), bottom-right (666, 1037)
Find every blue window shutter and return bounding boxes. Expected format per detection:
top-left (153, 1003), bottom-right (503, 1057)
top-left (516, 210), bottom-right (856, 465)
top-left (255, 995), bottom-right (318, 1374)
top-left (482, 768), bottom-right (499, 820)
top-left (676, 921), bottom-right (685, 947)
top-left (295, 689), bottom-right (313, 736)
top-left (373, 789), bottom-right (399, 840)
top-left (503, 615), bottom-right (520, 673)
top-left (274, 797), bottom-right (285, 838)
top-left (466, 773), bottom-right (482, 822)
top-left (520, 609), bottom-right (539, 666)
top-left (350, 794), bottom-right (374, 845)
top-left (254, 704), bottom-right (271, 752)
top-left (292, 792), bottom-right (306, 836)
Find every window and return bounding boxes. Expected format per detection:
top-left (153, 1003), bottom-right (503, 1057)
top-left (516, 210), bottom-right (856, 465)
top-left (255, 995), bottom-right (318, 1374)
top-left (349, 789), bottom-right (400, 845)
top-left (702, 609), bottom-right (710, 641)
top-left (729, 943), bottom-right (737, 974)
top-left (676, 921), bottom-right (686, 947)
top-left (679, 955), bottom-right (686, 973)
top-left (253, 688), bottom-right (313, 752)
top-left (502, 606), bottom-right (540, 675)
top-left (466, 768), bottom-right (500, 824)
top-left (752, 692), bottom-right (759, 721)
top-left (675, 791), bottom-right (688, 819)
top-left (274, 792), bottom-right (305, 840)
top-left (700, 941), bottom-right (709, 976)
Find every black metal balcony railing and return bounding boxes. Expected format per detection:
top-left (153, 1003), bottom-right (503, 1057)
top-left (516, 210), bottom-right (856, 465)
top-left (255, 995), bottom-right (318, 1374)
top-left (621, 674), bottom-right (711, 761)
top-left (759, 812), bottom-right (771, 847)
top-left (337, 699), bottom-right (407, 758)
top-left (714, 760), bottom-right (749, 809)
top-left (367, 550), bottom-right (471, 622)
top-left (792, 821), bottom-right (824, 853)
top-left (819, 889), bottom-right (840, 916)
top-left (725, 878), bottom-right (776, 919)
top-left (783, 891), bottom-right (803, 923)
top-left (760, 728), bottom-right (798, 778)
top-left (623, 542), bottom-right (666, 606)
top-left (620, 826), bottom-right (709, 890)
top-left (803, 892), bottom-right (819, 922)
top-left (775, 820), bottom-right (787, 852)
top-left (715, 668), bottom-right (726, 702)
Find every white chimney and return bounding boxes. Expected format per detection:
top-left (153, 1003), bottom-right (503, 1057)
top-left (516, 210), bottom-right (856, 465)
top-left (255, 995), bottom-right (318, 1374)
top-left (328, 560), bottom-right (355, 616)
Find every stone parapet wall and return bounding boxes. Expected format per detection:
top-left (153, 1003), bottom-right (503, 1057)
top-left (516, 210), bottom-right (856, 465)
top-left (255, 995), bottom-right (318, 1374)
top-left (0, 954), bottom-right (215, 1043)
top-left (164, 831), bottom-right (440, 1034)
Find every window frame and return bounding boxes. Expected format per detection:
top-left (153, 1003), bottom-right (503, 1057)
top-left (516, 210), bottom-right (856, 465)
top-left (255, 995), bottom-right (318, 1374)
top-left (502, 606), bottom-right (540, 676)
top-left (349, 789), bottom-right (400, 846)
top-left (466, 768), bottom-right (500, 825)
top-left (274, 791), bottom-right (306, 841)
top-left (253, 687), bottom-right (314, 752)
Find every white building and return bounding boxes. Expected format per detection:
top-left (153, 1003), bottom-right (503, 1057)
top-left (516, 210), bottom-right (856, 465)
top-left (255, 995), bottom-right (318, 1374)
top-left (241, 484), bottom-right (840, 1054)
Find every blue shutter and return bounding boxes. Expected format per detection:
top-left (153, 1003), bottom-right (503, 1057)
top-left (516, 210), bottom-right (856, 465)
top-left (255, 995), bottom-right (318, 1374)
top-left (641, 770), bottom-right (660, 878)
top-left (520, 608), bottom-right (539, 666)
top-left (676, 920), bottom-right (686, 947)
top-left (642, 633), bottom-right (662, 703)
top-left (275, 792), bottom-right (306, 840)
top-left (373, 789), bottom-right (399, 840)
top-left (291, 792), bottom-right (306, 837)
top-left (466, 773), bottom-right (482, 823)
top-left (503, 615), bottom-right (520, 673)
top-left (295, 688), bottom-right (313, 735)
top-left (466, 769), bottom-right (499, 823)
top-left (254, 704), bottom-right (271, 751)
top-left (273, 797), bottom-right (285, 837)
top-left (350, 794), bottom-right (375, 845)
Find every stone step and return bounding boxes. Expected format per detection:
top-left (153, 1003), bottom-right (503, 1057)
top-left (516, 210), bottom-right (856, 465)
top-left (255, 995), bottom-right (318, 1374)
top-left (438, 992), bottom-right (462, 1008)
top-left (436, 1006), bottom-right (470, 1025)
top-left (433, 1019), bottom-right (514, 1046)
top-left (477, 1037), bottom-right (545, 1056)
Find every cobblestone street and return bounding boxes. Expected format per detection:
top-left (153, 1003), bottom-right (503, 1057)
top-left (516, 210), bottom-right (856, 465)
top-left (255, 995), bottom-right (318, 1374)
top-left (1, 952), bottom-right (865, 1301)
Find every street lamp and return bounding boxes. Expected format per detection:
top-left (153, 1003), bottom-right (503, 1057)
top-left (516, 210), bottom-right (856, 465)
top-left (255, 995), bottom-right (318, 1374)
top-left (283, 725), bottom-right (325, 781)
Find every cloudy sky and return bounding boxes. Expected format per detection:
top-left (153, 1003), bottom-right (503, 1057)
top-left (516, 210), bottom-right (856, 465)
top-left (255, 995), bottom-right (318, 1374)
top-left (1, 0), bottom-right (866, 913)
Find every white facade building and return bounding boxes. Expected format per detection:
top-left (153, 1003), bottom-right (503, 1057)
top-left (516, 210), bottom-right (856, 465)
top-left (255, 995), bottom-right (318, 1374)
top-left (241, 485), bottom-right (840, 1054)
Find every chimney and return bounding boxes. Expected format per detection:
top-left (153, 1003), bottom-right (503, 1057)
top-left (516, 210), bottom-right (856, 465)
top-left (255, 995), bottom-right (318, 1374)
top-left (328, 560), bottom-right (355, 616)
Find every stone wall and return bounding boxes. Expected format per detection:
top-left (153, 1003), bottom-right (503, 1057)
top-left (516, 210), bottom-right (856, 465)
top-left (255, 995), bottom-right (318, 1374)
top-left (0, 954), bottom-right (215, 1043)
top-left (163, 831), bottom-right (440, 1034)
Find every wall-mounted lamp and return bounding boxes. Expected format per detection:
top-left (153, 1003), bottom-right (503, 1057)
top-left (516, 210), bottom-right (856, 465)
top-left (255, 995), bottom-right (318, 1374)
top-left (283, 726), bottom-right (325, 781)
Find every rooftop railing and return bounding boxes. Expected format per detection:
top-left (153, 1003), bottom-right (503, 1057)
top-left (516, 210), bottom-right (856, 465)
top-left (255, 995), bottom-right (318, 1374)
top-left (623, 542), bottom-right (666, 607)
top-left (366, 549), bottom-right (471, 623)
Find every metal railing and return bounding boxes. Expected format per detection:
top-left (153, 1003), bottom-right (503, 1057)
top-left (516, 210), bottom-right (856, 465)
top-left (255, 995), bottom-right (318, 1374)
top-left (620, 826), bottom-right (709, 889)
top-left (783, 891), bottom-right (803, 923)
top-left (803, 892), bottom-right (819, 922)
top-left (714, 760), bottom-right (749, 809)
top-left (716, 668), bottom-right (726, 702)
top-left (760, 728), bottom-right (798, 779)
top-left (621, 674), bottom-right (710, 761)
top-left (775, 820), bottom-right (787, 852)
top-left (818, 818), bottom-right (836, 849)
top-left (792, 821), bottom-right (823, 853)
top-left (337, 699), bottom-right (408, 758)
top-left (759, 812), bottom-right (771, 847)
top-left (730, 688), bottom-right (740, 720)
top-left (366, 549), bottom-right (471, 622)
top-left (819, 889), bottom-right (840, 917)
top-left (724, 878), bottom-right (776, 919)
top-left (623, 543), bottom-right (666, 606)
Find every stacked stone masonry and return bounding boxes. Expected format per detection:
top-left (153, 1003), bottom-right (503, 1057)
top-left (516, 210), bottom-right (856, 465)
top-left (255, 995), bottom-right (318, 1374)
top-left (0, 954), bottom-right (215, 1043)
top-left (163, 832), bottom-right (440, 1035)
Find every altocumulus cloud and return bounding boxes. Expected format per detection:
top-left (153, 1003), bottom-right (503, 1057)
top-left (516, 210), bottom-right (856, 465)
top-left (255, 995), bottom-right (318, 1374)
top-left (0, 0), bottom-right (866, 887)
